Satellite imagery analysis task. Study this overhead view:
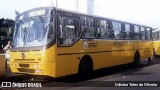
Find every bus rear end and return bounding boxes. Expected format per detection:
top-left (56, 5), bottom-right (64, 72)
top-left (152, 30), bottom-right (160, 55)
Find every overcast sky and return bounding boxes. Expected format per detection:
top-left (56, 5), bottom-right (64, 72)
top-left (0, 0), bottom-right (160, 28)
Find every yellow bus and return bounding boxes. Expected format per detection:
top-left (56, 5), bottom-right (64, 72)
top-left (10, 7), bottom-right (154, 78)
top-left (153, 29), bottom-right (160, 55)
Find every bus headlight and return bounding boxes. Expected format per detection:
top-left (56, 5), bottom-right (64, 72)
top-left (35, 70), bottom-right (42, 73)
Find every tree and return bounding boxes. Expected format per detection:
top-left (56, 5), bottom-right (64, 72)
top-left (0, 18), bottom-right (15, 53)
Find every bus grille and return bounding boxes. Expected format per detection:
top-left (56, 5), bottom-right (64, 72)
top-left (17, 68), bottom-right (35, 73)
top-left (19, 64), bottom-right (30, 68)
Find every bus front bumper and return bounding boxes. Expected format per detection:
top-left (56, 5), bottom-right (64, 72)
top-left (10, 61), bottom-right (56, 77)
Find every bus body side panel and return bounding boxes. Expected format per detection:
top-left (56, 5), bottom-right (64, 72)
top-left (56, 41), bottom-right (82, 77)
top-left (55, 40), bottom-right (99, 77)
top-left (123, 40), bottom-right (135, 64)
top-left (98, 40), bottom-right (134, 67)
top-left (153, 41), bottom-right (160, 55)
top-left (140, 40), bottom-right (153, 60)
top-left (55, 39), bottom-right (154, 77)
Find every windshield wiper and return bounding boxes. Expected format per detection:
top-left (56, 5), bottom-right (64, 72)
top-left (38, 16), bottom-right (52, 38)
top-left (39, 16), bottom-right (47, 37)
top-left (43, 23), bottom-right (51, 38)
top-left (24, 27), bottom-right (28, 47)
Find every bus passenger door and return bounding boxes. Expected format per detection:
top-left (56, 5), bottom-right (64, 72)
top-left (56, 12), bottom-right (81, 76)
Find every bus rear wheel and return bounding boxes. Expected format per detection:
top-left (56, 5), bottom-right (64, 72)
top-left (133, 52), bottom-right (140, 66)
top-left (78, 57), bottom-right (93, 79)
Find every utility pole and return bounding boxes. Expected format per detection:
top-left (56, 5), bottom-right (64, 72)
top-left (75, 0), bottom-right (79, 12)
top-left (87, 0), bottom-right (94, 15)
top-left (50, 0), bottom-right (58, 8)
top-left (56, 0), bottom-right (58, 8)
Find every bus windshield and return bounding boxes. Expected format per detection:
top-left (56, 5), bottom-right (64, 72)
top-left (13, 17), bottom-right (50, 47)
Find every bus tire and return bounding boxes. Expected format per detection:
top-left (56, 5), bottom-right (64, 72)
top-left (133, 51), bottom-right (140, 66)
top-left (78, 56), bottom-right (93, 79)
top-left (148, 57), bottom-right (152, 64)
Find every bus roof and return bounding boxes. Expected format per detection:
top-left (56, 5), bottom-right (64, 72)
top-left (18, 6), bottom-right (153, 28)
top-left (56, 7), bottom-right (153, 28)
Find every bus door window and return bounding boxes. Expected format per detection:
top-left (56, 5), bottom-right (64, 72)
top-left (124, 24), bottom-right (131, 39)
top-left (134, 25), bottom-right (141, 40)
top-left (97, 19), bottom-right (110, 39)
top-left (81, 16), bottom-right (96, 38)
top-left (58, 14), bottom-right (79, 46)
top-left (112, 21), bottom-right (123, 39)
top-left (47, 21), bottom-right (55, 43)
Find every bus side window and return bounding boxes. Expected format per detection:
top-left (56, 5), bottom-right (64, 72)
top-left (140, 27), bottom-right (145, 40)
top-left (134, 25), bottom-right (141, 40)
top-left (124, 24), bottom-right (131, 39)
top-left (146, 28), bottom-right (152, 40)
top-left (150, 28), bottom-right (153, 40)
top-left (112, 21), bottom-right (123, 39)
top-left (108, 21), bottom-right (113, 38)
top-left (156, 31), bottom-right (160, 40)
top-left (97, 19), bottom-right (110, 39)
top-left (58, 14), bottom-right (79, 46)
top-left (81, 16), bottom-right (96, 38)
top-left (153, 32), bottom-right (156, 40)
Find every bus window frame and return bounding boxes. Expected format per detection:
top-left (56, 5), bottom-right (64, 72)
top-left (140, 26), bottom-right (146, 40)
top-left (146, 27), bottom-right (152, 41)
top-left (80, 16), bottom-right (97, 39)
top-left (97, 19), bottom-right (111, 39)
top-left (111, 21), bottom-right (123, 40)
top-left (57, 11), bottom-right (80, 47)
top-left (155, 31), bottom-right (160, 40)
top-left (123, 23), bottom-right (132, 40)
top-left (133, 25), bottom-right (141, 40)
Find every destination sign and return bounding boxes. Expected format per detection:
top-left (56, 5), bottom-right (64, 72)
top-left (18, 8), bottom-right (50, 20)
top-left (28, 9), bottom-right (46, 17)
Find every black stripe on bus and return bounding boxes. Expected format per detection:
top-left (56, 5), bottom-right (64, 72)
top-left (57, 48), bottom-right (153, 55)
